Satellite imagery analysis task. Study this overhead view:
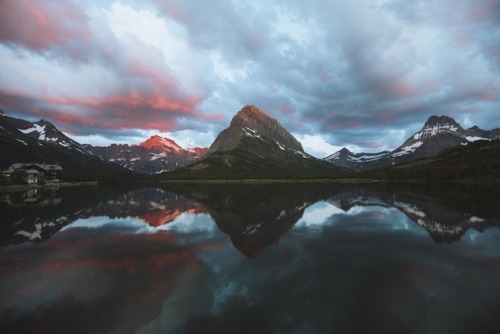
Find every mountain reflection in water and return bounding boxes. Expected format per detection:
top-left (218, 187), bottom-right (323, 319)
top-left (1, 184), bottom-right (500, 333)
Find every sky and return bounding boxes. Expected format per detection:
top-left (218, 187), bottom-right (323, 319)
top-left (1, 0), bottom-right (499, 157)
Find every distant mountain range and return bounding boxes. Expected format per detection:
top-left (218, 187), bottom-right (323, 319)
top-left (85, 135), bottom-right (208, 174)
top-left (0, 110), bottom-right (208, 175)
top-left (325, 115), bottom-right (500, 171)
top-left (1, 107), bottom-right (499, 180)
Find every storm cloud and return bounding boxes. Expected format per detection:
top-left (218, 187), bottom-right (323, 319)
top-left (1, 0), bottom-right (499, 155)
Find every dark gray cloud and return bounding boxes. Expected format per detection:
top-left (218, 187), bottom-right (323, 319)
top-left (0, 0), bottom-right (499, 154)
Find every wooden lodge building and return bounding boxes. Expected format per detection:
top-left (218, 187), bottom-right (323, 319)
top-left (1, 163), bottom-right (63, 184)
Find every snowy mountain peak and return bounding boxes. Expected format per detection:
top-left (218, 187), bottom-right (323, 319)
top-left (18, 119), bottom-right (74, 146)
top-left (86, 136), bottom-right (209, 174)
top-left (414, 115), bottom-right (464, 140)
top-left (464, 125), bottom-right (493, 142)
top-left (37, 119), bottom-right (52, 125)
top-left (385, 115), bottom-right (470, 162)
top-left (139, 135), bottom-right (183, 153)
top-left (0, 111), bottom-right (123, 172)
top-left (324, 147), bottom-right (351, 161)
top-left (324, 147), bottom-right (389, 171)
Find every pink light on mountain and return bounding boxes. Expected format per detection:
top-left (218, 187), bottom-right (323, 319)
top-left (187, 147), bottom-right (209, 157)
top-left (139, 135), bottom-right (183, 153)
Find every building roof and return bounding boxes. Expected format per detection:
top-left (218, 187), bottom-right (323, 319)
top-left (9, 163), bottom-right (63, 171)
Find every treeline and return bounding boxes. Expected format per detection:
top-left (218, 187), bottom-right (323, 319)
top-left (359, 140), bottom-right (500, 183)
top-left (62, 170), bottom-right (149, 183)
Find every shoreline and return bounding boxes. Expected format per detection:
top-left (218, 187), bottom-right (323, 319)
top-left (0, 181), bottom-right (98, 192)
top-left (2, 177), bottom-right (497, 190)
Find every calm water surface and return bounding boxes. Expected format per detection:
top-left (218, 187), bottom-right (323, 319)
top-left (1, 184), bottom-right (500, 333)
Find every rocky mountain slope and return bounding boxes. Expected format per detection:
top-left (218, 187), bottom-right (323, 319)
top-left (86, 135), bottom-right (208, 174)
top-left (0, 110), bottom-right (128, 175)
top-left (369, 139), bottom-right (500, 182)
top-left (324, 148), bottom-right (389, 171)
top-left (325, 115), bottom-right (500, 171)
top-left (165, 105), bottom-right (348, 179)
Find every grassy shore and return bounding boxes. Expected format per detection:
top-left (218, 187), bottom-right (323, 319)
top-left (0, 181), bottom-right (98, 192)
top-left (156, 178), bottom-right (386, 185)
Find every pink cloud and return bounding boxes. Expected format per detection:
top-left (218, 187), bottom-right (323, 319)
top-left (381, 79), bottom-right (417, 99)
top-left (0, 0), bottom-right (92, 59)
top-left (53, 113), bottom-right (97, 127)
top-left (43, 90), bottom-right (201, 115)
top-left (45, 92), bottom-right (183, 132)
top-left (476, 90), bottom-right (500, 102)
top-left (1, 87), bottom-right (204, 134)
top-left (196, 112), bottom-right (225, 121)
top-left (275, 104), bottom-right (296, 114)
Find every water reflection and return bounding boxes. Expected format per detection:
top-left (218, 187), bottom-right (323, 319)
top-left (0, 187), bottom-right (207, 245)
top-left (1, 184), bottom-right (500, 249)
top-left (325, 186), bottom-right (500, 243)
top-left (1, 184), bottom-right (500, 333)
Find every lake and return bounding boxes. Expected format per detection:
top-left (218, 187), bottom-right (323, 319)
top-left (1, 183), bottom-right (500, 333)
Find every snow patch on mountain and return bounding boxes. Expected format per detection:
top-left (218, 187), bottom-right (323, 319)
top-left (149, 153), bottom-right (167, 161)
top-left (20, 123), bottom-right (46, 139)
top-left (295, 150), bottom-right (309, 158)
top-left (327, 151), bottom-right (341, 161)
top-left (392, 141), bottom-right (423, 157)
top-left (348, 152), bottom-right (388, 162)
top-left (468, 216), bottom-right (484, 223)
top-left (466, 136), bottom-right (489, 142)
top-left (414, 123), bottom-right (459, 140)
top-left (243, 127), bottom-right (262, 140)
top-left (394, 201), bottom-right (426, 218)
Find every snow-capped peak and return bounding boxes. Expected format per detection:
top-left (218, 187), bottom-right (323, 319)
top-left (139, 135), bottom-right (183, 153)
top-left (413, 115), bottom-right (464, 140)
top-left (19, 122), bottom-right (59, 142)
top-left (19, 123), bottom-right (45, 135)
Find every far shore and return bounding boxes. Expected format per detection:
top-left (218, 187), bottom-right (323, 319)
top-left (0, 181), bottom-right (98, 192)
top-left (2, 177), bottom-right (498, 191)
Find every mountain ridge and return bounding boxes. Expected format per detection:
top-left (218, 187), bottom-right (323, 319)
top-left (0, 111), bottom-right (129, 176)
top-left (85, 136), bottom-right (208, 174)
top-left (2, 108), bottom-right (499, 180)
top-left (325, 115), bottom-right (500, 171)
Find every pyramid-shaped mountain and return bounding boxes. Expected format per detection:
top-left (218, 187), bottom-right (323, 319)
top-left (165, 105), bottom-right (347, 179)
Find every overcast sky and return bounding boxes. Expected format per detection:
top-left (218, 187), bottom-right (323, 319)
top-left (1, 0), bottom-right (499, 157)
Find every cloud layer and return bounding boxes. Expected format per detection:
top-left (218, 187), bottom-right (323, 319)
top-left (1, 0), bottom-right (499, 155)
